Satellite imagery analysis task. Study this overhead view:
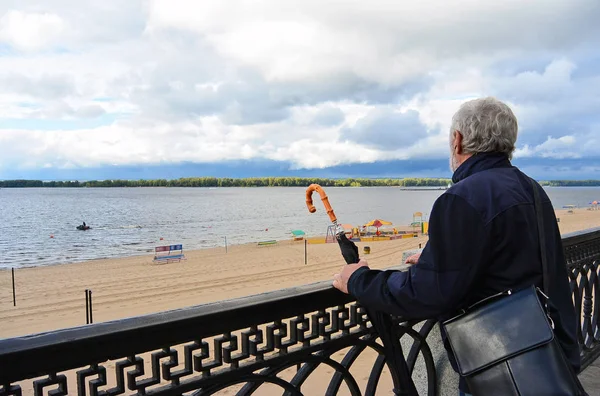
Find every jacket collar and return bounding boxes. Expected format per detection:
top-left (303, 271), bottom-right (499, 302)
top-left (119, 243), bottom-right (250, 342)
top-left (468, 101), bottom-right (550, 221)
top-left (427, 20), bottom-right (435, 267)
top-left (452, 152), bottom-right (512, 184)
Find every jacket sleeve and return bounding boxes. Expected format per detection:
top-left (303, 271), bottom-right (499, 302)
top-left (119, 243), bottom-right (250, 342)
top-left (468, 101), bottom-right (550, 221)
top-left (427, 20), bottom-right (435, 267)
top-left (347, 193), bottom-right (490, 320)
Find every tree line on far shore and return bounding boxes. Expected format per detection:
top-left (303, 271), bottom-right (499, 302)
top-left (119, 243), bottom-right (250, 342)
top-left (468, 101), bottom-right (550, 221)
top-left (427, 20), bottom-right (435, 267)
top-left (538, 180), bottom-right (600, 187)
top-left (0, 177), bottom-right (451, 188)
top-left (2, 178), bottom-right (600, 188)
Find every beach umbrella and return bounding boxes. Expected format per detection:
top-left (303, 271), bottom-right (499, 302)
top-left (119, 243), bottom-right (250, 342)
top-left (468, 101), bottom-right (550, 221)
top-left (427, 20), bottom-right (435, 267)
top-left (305, 184), bottom-right (417, 395)
top-left (364, 219), bottom-right (393, 234)
top-left (364, 219), bottom-right (393, 227)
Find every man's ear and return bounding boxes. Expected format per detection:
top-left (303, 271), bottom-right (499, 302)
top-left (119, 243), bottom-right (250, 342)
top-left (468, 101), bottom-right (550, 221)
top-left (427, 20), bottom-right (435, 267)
top-left (454, 131), bottom-right (464, 155)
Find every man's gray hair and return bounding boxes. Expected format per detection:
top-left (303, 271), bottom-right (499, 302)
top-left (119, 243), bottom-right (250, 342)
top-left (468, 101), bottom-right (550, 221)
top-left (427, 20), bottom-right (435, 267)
top-left (450, 97), bottom-right (518, 159)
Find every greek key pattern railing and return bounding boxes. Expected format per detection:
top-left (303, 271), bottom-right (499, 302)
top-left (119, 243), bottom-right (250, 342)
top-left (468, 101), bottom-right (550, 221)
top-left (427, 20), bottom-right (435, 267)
top-left (563, 227), bottom-right (600, 368)
top-left (1, 228), bottom-right (599, 396)
top-left (0, 283), bottom-right (437, 396)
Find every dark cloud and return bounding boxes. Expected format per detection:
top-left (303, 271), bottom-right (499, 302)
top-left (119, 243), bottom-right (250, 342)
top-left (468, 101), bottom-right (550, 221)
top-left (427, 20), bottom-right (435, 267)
top-left (11, 156), bottom-right (600, 181)
top-left (115, 28), bottom-right (434, 125)
top-left (513, 157), bottom-right (600, 180)
top-left (340, 109), bottom-right (428, 150)
top-left (127, 58), bottom-right (432, 125)
top-left (267, 73), bottom-right (433, 107)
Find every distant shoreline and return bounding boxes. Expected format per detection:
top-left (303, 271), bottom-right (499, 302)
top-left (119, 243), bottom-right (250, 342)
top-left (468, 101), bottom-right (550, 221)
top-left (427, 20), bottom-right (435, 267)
top-left (2, 177), bottom-right (600, 188)
top-left (3, 186), bottom-right (600, 189)
top-left (1, 177), bottom-right (451, 188)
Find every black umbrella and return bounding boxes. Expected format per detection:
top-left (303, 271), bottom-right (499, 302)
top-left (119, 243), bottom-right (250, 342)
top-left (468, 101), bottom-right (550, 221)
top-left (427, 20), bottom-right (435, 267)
top-left (305, 184), bottom-right (417, 396)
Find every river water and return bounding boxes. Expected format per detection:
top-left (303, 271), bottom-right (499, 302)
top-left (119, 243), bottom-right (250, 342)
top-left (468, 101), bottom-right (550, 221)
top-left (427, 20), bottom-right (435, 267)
top-left (1, 187), bottom-right (598, 268)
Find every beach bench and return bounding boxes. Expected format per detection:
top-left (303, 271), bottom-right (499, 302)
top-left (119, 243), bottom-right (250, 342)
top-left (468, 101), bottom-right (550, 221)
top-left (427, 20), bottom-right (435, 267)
top-left (257, 240), bottom-right (277, 247)
top-left (153, 244), bottom-right (186, 263)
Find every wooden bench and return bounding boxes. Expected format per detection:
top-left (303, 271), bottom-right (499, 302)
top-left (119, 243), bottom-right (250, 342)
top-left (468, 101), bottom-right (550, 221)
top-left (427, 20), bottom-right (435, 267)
top-left (153, 244), bottom-right (186, 263)
top-left (257, 240), bottom-right (277, 246)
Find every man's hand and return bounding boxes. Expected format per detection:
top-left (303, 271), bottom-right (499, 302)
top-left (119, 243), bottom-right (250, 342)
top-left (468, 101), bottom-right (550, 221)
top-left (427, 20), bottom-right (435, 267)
top-left (405, 252), bottom-right (421, 265)
top-left (333, 259), bottom-right (369, 294)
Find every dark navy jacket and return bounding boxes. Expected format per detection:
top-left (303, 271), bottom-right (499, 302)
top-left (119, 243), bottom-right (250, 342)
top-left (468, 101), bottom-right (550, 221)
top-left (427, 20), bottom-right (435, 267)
top-left (348, 152), bottom-right (581, 390)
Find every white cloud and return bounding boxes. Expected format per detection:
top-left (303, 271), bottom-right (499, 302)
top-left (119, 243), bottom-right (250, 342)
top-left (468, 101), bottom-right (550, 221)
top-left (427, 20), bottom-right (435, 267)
top-left (515, 135), bottom-right (581, 159)
top-left (0, 10), bottom-right (64, 51)
top-left (1, 0), bottom-right (599, 176)
top-left (146, 0), bottom-right (599, 84)
top-left (0, 119), bottom-right (250, 168)
top-left (492, 59), bottom-right (577, 104)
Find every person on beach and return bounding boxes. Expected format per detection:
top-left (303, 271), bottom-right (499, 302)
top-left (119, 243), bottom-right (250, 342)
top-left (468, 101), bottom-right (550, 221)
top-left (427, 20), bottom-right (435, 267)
top-left (332, 97), bottom-right (581, 396)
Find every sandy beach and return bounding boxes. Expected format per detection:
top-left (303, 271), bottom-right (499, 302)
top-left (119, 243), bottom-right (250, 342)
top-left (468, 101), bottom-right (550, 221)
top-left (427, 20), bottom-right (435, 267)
top-left (1, 208), bottom-right (599, 340)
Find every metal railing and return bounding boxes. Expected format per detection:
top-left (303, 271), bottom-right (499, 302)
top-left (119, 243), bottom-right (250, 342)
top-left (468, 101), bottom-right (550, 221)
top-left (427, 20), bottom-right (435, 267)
top-left (0, 228), bottom-right (598, 396)
top-left (562, 227), bottom-right (600, 369)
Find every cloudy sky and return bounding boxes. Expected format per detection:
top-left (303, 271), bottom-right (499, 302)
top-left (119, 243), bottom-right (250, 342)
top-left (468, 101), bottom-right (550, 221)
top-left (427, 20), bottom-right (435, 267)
top-left (1, 0), bottom-right (599, 180)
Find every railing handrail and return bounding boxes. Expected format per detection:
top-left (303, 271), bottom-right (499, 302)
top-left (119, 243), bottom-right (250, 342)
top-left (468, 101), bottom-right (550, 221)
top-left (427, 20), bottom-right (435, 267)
top-left (561, 227), bottom-right (600, 247)
top-left (0, 279), bottom-right (367, 383)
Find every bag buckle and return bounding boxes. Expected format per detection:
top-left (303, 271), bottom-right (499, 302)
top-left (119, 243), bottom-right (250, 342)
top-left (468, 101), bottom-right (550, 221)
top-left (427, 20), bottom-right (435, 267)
top-left (547, 314), bottom-right (555, 329)
top-left (535, 288), bottom-right (555, 329)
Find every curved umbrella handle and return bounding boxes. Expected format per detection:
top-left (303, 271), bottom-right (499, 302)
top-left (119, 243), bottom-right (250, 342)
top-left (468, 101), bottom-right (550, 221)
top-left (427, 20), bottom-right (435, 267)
top-left (305, 184), bottom-right (337, 223)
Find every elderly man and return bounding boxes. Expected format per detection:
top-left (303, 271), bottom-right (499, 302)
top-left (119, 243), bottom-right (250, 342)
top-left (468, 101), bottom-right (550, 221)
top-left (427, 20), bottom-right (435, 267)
top-left (333, 97), bottom-right (581, 395)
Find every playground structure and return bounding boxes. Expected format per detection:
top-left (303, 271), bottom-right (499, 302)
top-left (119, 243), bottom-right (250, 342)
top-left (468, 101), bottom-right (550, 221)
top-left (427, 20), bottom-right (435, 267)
top-left (411, 212), bottom-right (423, 233)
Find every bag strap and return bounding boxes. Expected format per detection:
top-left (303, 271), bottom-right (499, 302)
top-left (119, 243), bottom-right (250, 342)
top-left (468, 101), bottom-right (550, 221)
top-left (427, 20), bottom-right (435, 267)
top-left (530, 179), bottom-right (590, 394)
top-left (529, 178), bottom-right (550, 296)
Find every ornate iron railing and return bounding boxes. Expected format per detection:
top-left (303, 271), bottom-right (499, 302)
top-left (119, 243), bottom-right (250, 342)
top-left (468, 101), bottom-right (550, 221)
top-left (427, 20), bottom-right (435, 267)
top-left (0, 228), bottom-right (599, 396)
top-left (562, 227), bottom-right (600, 369)
top-left (0, 282), bottom-right (438, 395)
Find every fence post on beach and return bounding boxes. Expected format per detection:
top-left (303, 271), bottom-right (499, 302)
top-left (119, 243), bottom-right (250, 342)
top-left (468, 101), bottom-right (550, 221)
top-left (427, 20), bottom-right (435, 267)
top-left (12, 268), bottom-right (16, 307)
top-left (89, 290), bottom-right (93, 324)
top-left (85, 290), bottom-right (89, 324)
top-left (225, 236), bottom-right (228, 253)
top-left (304, 239), bottom-right (307, 265)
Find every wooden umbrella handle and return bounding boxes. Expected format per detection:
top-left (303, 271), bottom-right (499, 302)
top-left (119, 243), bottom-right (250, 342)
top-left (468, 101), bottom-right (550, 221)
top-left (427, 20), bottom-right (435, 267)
top-left (306, 184), bottom-right (337, 223)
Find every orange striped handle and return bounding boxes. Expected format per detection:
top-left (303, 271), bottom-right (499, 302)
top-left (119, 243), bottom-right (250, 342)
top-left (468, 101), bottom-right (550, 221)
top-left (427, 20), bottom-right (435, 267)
top-left (305, 184), bottom-right (337, 223)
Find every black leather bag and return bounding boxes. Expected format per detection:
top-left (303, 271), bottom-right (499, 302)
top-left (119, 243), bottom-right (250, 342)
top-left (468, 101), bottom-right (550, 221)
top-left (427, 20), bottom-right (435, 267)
top-left (441, 179), bottom-right (588, 395)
